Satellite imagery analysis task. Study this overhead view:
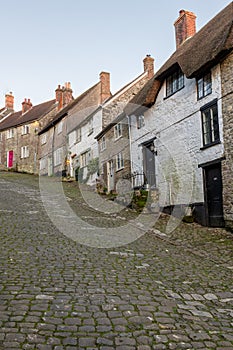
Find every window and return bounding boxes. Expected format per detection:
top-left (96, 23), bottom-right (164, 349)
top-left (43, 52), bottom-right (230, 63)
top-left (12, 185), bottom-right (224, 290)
top-left (166, 68), bottom-right (184, 97)
top-left (41, 133), bottom-right (47, 145)
top-left (137, 115), bottom-right (145, 129)
top-left (40, 157), bottom-right (47, 170)
top-left (76, 128), bottom-right (82, 143)
top-left (22, 125), bottom-right (30, 135)
top-left (114, 123), bottom-right (122, 139)
top-left (21, 146), bottom-right (29, 158)
top-left (0, 133), bottom-right (2, 141)
top-left (54, 147), bottom-right (63, 166)
top-left (57, 120), bottom-right (63, 134)
top-left (100, 136), bottom-right (106, 151)
top-left (116, 152), bottom-right (124, 171)
top-left (6, 129), bottom-right (14, 139)
top-left (80, 150), bottom-right (91, 168)
top-left (197, 72), bottom-right (212, 99)
top-left (201, 100), bottom-right (220, 147)
top-left (88, 119), bottom-right (93, 135)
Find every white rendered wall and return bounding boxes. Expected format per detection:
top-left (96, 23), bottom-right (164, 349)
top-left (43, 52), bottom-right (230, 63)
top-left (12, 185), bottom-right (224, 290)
top-left (130, 64), bottom-right (224, 207)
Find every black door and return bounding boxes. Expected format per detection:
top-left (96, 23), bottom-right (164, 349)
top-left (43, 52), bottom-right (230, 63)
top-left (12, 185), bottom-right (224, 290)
top-left (143, 143), bottom-right (156, 187)
top-left (204, 163), bottom-right (224, 227)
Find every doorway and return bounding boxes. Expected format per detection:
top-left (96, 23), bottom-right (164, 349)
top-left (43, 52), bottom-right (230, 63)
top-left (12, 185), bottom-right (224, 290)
top-left (142, 142), bottom-right (156, 187)
top-left (204, 162), bottom-right (224, 227)
top-left (107, 160), bottom-right (114, 192)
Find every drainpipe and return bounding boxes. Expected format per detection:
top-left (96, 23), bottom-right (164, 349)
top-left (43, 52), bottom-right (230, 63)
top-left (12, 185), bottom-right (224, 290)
top-left (127, 115), bottom-right (133, 189)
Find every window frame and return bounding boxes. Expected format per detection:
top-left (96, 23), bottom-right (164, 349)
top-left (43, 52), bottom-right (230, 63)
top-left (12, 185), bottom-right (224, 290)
top-left (41, 133), bottom-right (47, 145)
top-left (22, 124), bottom-right (30, 135)
top-left (6, 128), bottom-right (14, 139)
top-left (54, 147), bottom-right (63, 166)
top-left (137, 115), bottom-right (145, 129)
top-left (166, 67), bottom-right (184, 97)
top-left (116, 152), bottom-right (124, 171)
top-left (114, 123), bottom-right (122, 140)
top-left (201, 99), bottom-right (220, 148)
top-left (197, 72), bottom-right (212, 100)
top-left (57, 120), bottom-right (63, 134)
top-left (100, 135), bottom-right (106, 151)
top-left (76, 128), bottom-right (82, 143)
top-left (88, 118), bottom-right (93, 136)
top-left (21, 145), bottom-right (29, 159)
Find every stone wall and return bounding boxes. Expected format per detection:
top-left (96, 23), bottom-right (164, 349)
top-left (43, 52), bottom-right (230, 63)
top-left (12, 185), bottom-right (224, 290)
top-left (221, 51), bottom-right (233, 230)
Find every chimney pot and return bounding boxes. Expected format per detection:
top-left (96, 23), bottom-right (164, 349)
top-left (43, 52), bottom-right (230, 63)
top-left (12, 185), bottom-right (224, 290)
top-left (174, 9), bottom-right (196, 48)
top-left (22, 98), bottom-right (32, 114)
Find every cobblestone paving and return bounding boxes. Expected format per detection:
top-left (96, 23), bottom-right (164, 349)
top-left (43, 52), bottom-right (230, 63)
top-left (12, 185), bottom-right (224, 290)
top-left (0, 172), bottom-right (233, 349)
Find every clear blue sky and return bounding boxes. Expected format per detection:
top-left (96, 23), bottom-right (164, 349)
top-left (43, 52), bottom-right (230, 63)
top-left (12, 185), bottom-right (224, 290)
top-left (0, 0), bottom-right (231, 110)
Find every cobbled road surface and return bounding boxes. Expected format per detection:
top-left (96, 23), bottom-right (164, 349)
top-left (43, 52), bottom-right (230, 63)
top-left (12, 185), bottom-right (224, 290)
top-left (0, 172), bottom-right (233, 350)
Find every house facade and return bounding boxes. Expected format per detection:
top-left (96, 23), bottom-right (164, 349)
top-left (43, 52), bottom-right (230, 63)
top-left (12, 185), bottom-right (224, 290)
top-left (126, 3), bottom-right (233, 227)
top-left (94, 56), bottom-right (154, 192)
top-left (0, 83), bottom-right (73, 174)
top-left (0, 98), bottom-right (58, 173)
top-left (39, 78), bottom-right (106, 178)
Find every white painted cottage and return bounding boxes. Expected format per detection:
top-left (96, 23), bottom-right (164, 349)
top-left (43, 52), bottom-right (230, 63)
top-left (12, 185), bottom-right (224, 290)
top-left (126, 4), bottom-right (233, 227)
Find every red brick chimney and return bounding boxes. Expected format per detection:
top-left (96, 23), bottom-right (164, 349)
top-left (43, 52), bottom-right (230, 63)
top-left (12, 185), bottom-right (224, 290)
top-left (63, 82), bottom-right (73, 107)
top-left (22, 98), bottom-right (32, 114)
top-left (56, 83), bottom-right (73, 110)
top-left (55, 84), bottom-right (63, 110)
top-left (174, 10), bottom-right (196, 49)
top-left (100, 72), bottom-right (111, 104)
top-left (143, 55), bottom-right (154, 79)
top-left (5, 92), bottom-right (14, 110)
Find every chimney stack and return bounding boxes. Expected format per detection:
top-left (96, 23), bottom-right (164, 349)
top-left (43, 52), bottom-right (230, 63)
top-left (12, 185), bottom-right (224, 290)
top-left (56, 83), bottom-right (73, 110)
top-left (63, 82), bottom-right (73, 107)
top-left (5, 92), bottom-right (14, 110)
top-left (143, 55), bottom-right (154, 79)
top-left (22, 98), bottom-right (32, 114)
top-left (174, 10), bottom-right (196, 49)
top-left (99, 72), bottom-right (111, 104)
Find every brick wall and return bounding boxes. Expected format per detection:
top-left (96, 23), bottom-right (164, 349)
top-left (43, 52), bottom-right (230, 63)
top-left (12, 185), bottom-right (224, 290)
top-left (221, 51), bottom-right (233, 229)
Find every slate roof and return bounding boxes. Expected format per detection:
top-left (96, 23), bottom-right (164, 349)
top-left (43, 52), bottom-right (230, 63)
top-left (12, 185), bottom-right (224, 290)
top-left (0, 99), bottom-right (56, 131)
top-left (38, 83), bottom-right (100, 135)
top-left (125, 2), bottom-right (233, 115)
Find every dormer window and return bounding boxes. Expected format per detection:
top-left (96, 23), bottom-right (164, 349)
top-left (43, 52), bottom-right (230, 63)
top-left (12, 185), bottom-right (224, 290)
top-left (166, 67), bottom-right (184, 97)
top-left (197, 72), bottom-right (212, 100)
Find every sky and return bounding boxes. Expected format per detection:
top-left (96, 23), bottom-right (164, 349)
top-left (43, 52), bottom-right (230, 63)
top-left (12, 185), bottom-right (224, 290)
top-left (0, 0), bottom-right (231, 110)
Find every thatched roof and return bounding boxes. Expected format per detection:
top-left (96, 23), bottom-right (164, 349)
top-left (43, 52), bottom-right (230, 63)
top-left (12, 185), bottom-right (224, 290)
top-left (125, 2), bottom-right (233, 116)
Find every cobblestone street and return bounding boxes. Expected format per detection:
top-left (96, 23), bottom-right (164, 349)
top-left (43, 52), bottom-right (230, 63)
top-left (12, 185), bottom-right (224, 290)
top-left (0, 172), bottom-right (233, 350)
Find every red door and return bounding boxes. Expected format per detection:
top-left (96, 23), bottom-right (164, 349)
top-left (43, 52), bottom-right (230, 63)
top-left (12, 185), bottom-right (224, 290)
top-left (7, 150), bottom-right (14, 168)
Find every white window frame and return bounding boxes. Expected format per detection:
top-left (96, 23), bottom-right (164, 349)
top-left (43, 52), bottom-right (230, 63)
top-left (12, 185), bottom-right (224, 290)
top-left (80, 150), bottom-right (91, 168)
top-left (6, 129), bottom-right (14, 139)
top-left (57, 120), bottom-right (63, 134)
top-left (40, 157), bottom-right (47, 170)
top-left (88, 118), bottom-right (93, 136)
top-left (21, 146), bottom-right (29, 158)
top-left (116, 152), bottom-right (124, 171)
top-left (137, 115), bottom-right (145, 129)
top-left (76, 128), bottom-right (82, 143)
top-left (114, 123), bottom-right (122, 140)
top-left (41, 133), bottom-right (47, 145)
top-left (100, 135), bottom-right (106, 151)
top-left (22, 124), bottom-right (30, 135)
top-left (54, 147), bottom-right (63, 166)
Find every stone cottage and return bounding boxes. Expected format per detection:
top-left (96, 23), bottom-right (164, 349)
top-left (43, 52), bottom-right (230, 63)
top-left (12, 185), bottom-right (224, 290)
top-left (125, 3), bottom-right (233, 228)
